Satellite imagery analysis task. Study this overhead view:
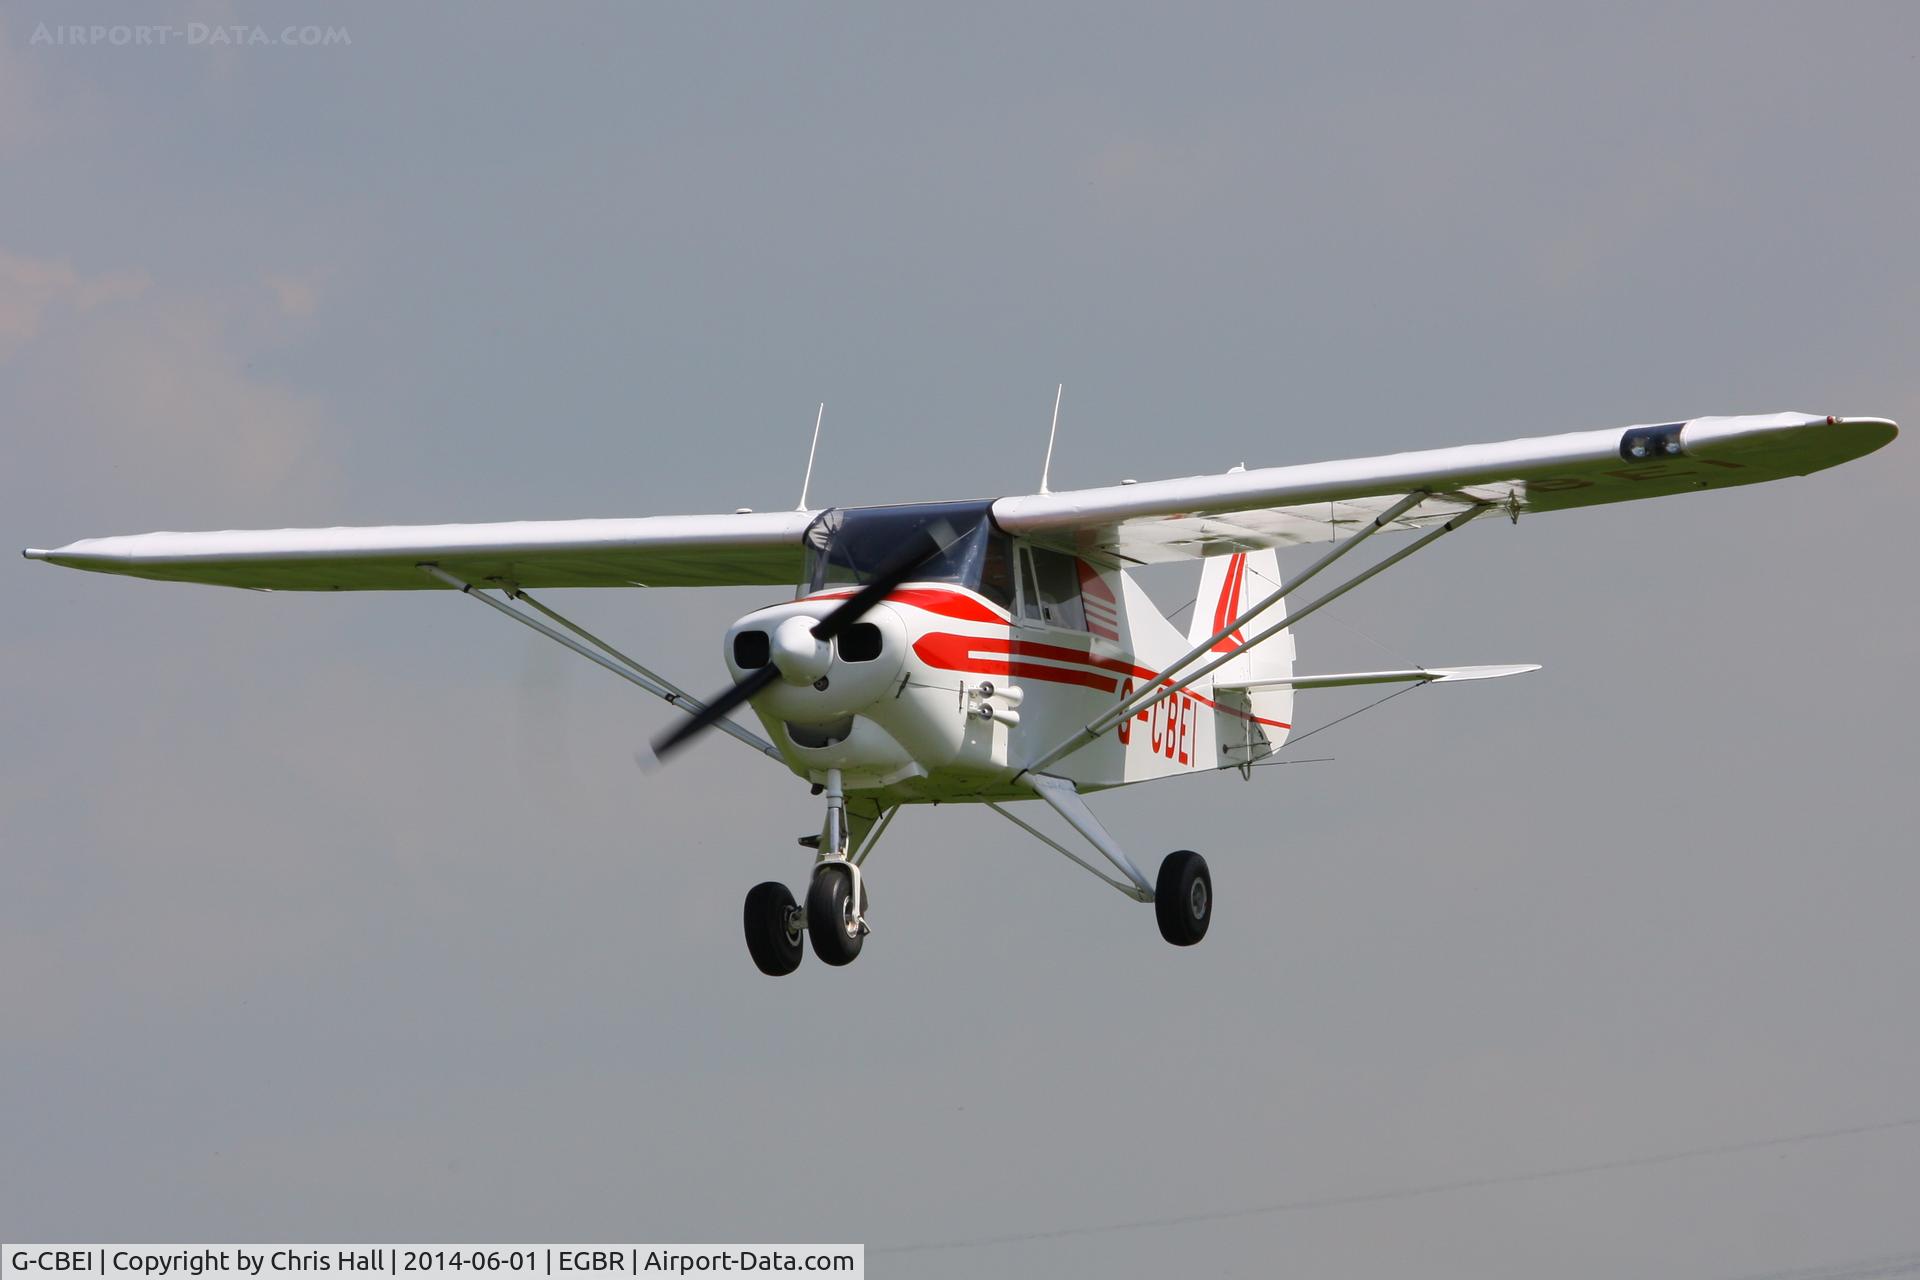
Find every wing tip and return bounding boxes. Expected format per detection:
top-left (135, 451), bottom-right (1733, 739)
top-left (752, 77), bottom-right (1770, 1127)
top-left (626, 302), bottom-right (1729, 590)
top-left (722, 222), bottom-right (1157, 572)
top-left (1833, 415), bottom-right (1898, 447)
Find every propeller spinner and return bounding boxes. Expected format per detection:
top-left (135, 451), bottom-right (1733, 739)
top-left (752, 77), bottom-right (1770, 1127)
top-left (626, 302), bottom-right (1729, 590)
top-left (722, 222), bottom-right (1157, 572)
top-left (650, 530), bottom-right (944, 760)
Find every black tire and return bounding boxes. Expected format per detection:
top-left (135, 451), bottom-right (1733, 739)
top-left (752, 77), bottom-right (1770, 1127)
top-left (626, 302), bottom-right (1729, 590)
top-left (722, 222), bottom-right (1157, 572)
top-left (743, 881), bottom-right (804, 976)
top-left (1155, 850), bottom-right (1212, 946)
top-left (805, 864), bottom-right (864, 966)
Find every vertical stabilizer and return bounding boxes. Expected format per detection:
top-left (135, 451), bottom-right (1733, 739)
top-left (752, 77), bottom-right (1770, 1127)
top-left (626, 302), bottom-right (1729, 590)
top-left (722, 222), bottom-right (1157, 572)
top-left (1190, 550), bottom-right (1295, 765)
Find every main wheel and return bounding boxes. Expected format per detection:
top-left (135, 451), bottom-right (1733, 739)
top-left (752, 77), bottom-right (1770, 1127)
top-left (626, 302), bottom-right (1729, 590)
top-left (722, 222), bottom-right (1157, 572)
top-left (743, 881), bottom-right (804, 976)
top-left (1155, 850), bottom-right (1212, 946)
top-left (805, 864), bottom-right (864, 966)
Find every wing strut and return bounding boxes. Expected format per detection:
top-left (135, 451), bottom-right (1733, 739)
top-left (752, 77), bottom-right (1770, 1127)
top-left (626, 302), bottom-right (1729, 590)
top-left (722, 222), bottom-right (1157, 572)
top-left (1019, 497), bottom-right (1494, 776)
top-left (418, 564), bottom-right (783, 761)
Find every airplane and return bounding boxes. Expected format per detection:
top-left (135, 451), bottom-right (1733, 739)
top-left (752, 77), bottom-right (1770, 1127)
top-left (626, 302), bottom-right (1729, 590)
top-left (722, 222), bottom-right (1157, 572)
top-left (25, 408), bottom-right (1897, 975)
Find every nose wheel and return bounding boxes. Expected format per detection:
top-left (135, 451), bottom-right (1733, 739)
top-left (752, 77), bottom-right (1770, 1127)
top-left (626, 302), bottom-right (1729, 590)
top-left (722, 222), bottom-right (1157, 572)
top-left (739, 865), bottom-right (868, 975)
top-left (805, 862), bottom-right (866, 966)
top-left (742, 770), bottom-right (887, 976)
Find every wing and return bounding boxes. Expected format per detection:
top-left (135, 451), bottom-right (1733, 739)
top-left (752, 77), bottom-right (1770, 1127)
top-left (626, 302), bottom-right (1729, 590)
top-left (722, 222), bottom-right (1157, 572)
top-left (23, 510), bottom-right (818, 590)
top-left (24, 412), bottom-right (1898, 587)
top-left (993, 412), bottom-right (1898, 564)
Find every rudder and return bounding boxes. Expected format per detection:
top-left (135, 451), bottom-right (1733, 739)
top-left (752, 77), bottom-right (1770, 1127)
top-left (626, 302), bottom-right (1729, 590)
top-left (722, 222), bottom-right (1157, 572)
top-left (1190, 550), bottom-right (1294, 765)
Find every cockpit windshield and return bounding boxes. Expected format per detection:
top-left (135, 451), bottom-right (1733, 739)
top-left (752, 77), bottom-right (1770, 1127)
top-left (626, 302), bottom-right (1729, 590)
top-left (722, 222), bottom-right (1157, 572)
top-left (804, 499), bottom-right (1013, 609)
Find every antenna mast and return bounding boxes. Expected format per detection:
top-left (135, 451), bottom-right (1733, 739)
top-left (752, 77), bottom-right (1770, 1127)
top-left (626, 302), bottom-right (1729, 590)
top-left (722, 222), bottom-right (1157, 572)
top-left (1039, 383), bottom-right (1063, 495)
top-left (797, 402), bottom-right (824, 510)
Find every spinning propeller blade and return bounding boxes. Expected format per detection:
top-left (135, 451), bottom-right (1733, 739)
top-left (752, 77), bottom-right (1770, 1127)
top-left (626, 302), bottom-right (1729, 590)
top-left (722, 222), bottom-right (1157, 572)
top-left (808, 531), bottom-right (942, 641)
top-left (649, 531), bottom-right (945, 761)
top-left (652, 664), bottom-right (783, 758)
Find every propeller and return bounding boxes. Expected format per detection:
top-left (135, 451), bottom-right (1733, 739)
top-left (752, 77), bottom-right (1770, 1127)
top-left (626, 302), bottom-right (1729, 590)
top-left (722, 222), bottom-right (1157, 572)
top-left (650, 529), bottom-right (946, 760)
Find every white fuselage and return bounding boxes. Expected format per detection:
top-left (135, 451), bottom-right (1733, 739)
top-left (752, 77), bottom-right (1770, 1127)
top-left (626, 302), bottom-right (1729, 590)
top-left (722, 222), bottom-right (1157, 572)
top-left (725, 564), bottom-right (1290, 805)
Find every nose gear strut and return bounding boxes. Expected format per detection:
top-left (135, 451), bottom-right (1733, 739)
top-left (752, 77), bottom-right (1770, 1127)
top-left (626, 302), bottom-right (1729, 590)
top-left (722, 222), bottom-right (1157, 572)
top-left (805, 768), bottom-right (868, 965)
top-left (741, 770), bottom-right (898, 975)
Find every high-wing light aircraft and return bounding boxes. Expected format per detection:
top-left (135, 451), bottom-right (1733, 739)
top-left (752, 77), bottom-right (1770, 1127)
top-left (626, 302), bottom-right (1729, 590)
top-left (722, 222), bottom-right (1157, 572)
top-left (26, 410), bottom-right (1897, 974)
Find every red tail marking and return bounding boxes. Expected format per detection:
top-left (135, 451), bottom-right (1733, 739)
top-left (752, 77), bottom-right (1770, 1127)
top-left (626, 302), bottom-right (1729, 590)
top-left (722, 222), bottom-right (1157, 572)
top-left (1209, 553), bottom-right (1248, 652)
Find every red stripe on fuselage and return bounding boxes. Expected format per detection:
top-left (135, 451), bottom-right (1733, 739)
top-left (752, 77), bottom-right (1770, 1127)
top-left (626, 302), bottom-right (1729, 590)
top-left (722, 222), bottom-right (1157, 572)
top-left (912, 630), bottom-right (1290, 729)
top-left (808, 586), bottom-right (1292, 730)
top-left (912, 632), bottom-right (1120, 692)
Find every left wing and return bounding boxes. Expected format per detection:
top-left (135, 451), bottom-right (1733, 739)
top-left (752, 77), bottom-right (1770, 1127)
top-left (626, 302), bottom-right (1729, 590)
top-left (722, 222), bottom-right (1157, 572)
top-left (23, 510), bottom-right (818, 590)
top-left (994, 412), bottom-right (1897, 564)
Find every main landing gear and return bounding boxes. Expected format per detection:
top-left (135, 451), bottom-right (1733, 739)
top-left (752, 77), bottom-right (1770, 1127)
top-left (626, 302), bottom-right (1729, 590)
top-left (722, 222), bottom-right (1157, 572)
top-left (744, 773), bottom-right (1216, 974)
top-left (742, 881), bottom-right (805, 976)
top-left (1154, 849), bottom-right (1212, 946)
top-left (992, 775), bottom-right (1216, 950)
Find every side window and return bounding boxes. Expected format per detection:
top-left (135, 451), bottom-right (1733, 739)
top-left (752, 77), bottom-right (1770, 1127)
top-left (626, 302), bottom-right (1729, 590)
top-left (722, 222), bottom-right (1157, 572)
top-left (976, 532), bottom-right (1015, 610)
top-left (1018, 545), bottom-right (1086, 630)
top-left (1017, 546), bottom-right (1044, 623)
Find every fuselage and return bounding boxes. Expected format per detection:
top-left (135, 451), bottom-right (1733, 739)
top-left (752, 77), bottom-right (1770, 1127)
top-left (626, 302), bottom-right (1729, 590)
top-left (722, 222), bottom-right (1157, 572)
top-left (723, 499), bottom-right (1290, 804)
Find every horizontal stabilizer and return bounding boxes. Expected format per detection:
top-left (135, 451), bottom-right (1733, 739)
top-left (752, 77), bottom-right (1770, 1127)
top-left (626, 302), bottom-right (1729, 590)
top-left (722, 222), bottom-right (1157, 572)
top-left (1216, 664), bottom-right (1541, 692)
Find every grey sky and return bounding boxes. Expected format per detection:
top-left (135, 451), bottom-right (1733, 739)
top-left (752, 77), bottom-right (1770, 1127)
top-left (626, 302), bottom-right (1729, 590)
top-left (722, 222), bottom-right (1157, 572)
top-left (4, 3), bottom-right (1918, 1276)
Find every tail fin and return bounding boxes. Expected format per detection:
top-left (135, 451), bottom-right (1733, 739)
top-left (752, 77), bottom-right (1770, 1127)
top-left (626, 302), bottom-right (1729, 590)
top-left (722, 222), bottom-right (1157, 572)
top-left (1190, 550), bottom-right (1294, 764)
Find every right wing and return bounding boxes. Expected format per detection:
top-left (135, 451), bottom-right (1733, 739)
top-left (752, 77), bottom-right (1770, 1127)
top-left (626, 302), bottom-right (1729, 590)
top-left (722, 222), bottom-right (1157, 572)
top-left (993, 412), bottom-right (1898, 565)
top-left (23, 510), bottom-right (819, 591)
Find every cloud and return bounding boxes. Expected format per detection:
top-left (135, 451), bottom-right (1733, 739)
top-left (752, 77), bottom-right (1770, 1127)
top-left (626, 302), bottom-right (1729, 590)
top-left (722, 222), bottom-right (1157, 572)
top-left (0, 249), bottom-right (150, 359)
top-left (263, 270), bottom-right (324, 318)
top-left (1081, 129), bottom-right (1239, 221)
top-left (3, 248), bottom-right (337, 517)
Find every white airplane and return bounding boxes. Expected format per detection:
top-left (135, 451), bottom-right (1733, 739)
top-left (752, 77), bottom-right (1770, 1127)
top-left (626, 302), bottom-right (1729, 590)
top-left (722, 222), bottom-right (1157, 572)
top-left (25, 409), bottom-right (1897, 974)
